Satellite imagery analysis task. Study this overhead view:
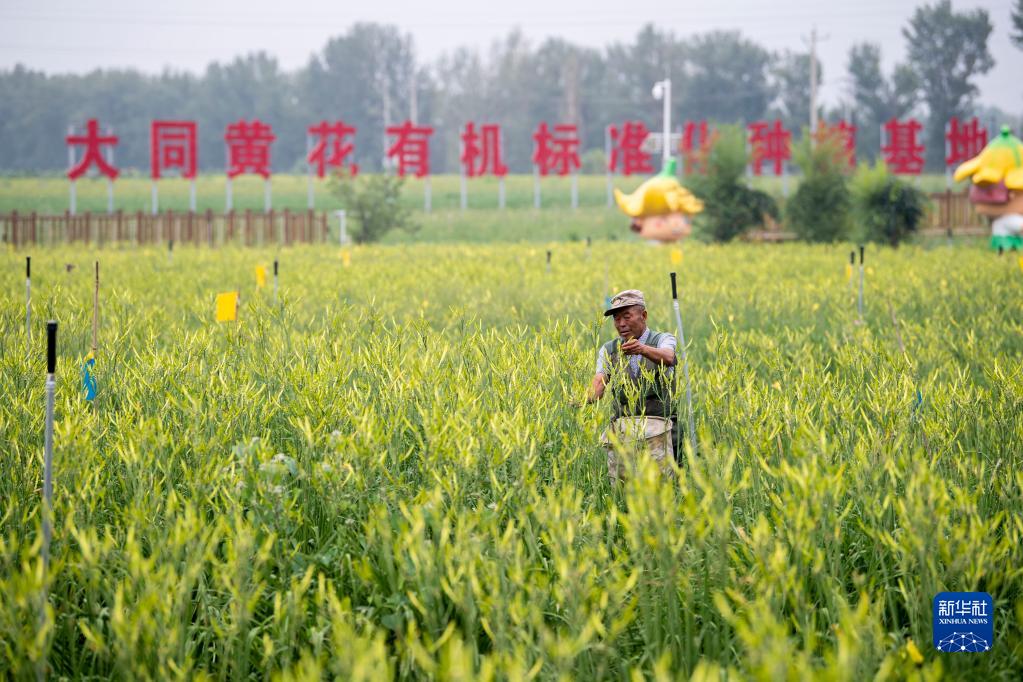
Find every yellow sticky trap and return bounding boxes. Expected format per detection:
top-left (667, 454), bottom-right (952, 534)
top-left (342, 250), bottom-right (352, 268)
top-left (215, 291), bottom-right (239, 322)
top-left (846, 263), bottom-right (853, 280)
top-left (255, 266), bottom-right (267, 288)
top-left (670, 248), bottom-right (683, 265)
top-left (1018, 255), bottom-right (1023, 274)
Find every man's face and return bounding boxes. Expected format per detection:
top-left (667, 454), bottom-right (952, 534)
top-left (612, 305), bottom-right (647, 339)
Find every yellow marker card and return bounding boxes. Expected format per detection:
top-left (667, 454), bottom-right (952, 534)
top-left (341, 250), bottom-right (352, 268)
top-left (670, 247), bottom-right (683, 265)
top-left (255, 265), bottom-right (267, 288)
top-left (215, 291), bottom-right (239, 322)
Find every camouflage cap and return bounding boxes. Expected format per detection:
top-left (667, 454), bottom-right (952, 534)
top-left (604, 289), bottom-right (646, 316)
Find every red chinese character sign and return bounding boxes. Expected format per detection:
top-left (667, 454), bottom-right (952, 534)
top-left (881, 118), bottom-right (925, 175)
top-left (225, 119), bottom-right (275, 212)
top-left (945, 117), bottom-right (987, 167)
top-left (748, 120), bottom-right (791, 176)
top-left (613, 158), bottom-right (704, 243)
top-left (307, 121), bottom-right (358, 178)
top-left (813, 121), bottom-right (857, 169)
top-left (461, 123), bottom-right (508, 178)
top-left (954, 125), bottom-right (1023, 251)
top-left (532, 123), bottom-right (582, 208)
top-left (386, 121), bottom-right (434, 178)
top-left (679, 120), bottom-right (711, 175)
top-left (608, 121), bottom-right (654, 176)
top-left (533, 123), bottom-right (580, 177)
top-left (151, 120), bottom-right (198, 213)
top-left (66, 118), bottom-right (119, 214)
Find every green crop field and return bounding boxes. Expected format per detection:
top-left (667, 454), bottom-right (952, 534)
top-left (2, 241), bottom-right (1021, 679)
top-left (0, 173), bottom-right (968, 215)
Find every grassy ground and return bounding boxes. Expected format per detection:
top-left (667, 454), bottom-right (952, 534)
top-left (1, 241), bottom-right (1021, 678)
top-left (0, 173), bottom-right (969, 215)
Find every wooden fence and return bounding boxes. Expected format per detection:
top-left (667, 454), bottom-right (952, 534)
top-left (0, 208), bottom-right (332, 248)
top-left (0, 191), bottom-right (987, 247)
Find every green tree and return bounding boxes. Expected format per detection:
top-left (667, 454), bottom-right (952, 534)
top-left (850, 161), bottom-right (929, 247)
top-left (903, 0), bottom-right (994, 170)
top-left (687, 125), bottom-right (778, 242)
top-left (1012, 0), bottom-right (1023, 50)
top-left (771, 51), bottom-right (818, 134)
top-left (786, 129), bottom-right (852, 242)
top-left (845, 43), bottom-right (918, 164)
top-left (329, 171), bottom-right (418, 244)
top-left (680, 31), bottom-right (775, 124)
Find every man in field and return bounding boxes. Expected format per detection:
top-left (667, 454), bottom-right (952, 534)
top-left (587, 289), bottom-right (679, 481)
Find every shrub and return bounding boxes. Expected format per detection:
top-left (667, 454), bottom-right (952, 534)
top-left (850, 161), bottom-right (930, 247)
top-left (786, 128), bottom-right (852, 242)
top-left (328, 171), bottom-right (418, 244)
top-left (688, 125), bottom-right (779, 242)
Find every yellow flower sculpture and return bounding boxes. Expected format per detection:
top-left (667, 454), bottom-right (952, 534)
top-left (614, 159), bottom-right (703, 242)
top-left (953, 125), bottom-right (1023, 250)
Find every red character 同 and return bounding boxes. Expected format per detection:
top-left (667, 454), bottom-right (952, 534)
top-left (151, 120), bottom-right (197, 179)
top-left (945, 116), bottom-right (987, 168)
top-left (533, 123), bottom-right (581, 177)
top-left (66, 119), bottom-right (119, 180)
top-left (386, 121), bottom-right (434, 177)
top-left (609, 121), bottom-right (654, 176)
top-left (461, 122), bottom-right (508, 177)
top-left (226, 119), bottom-right (275, 179)
top-left (748, 120), bottom-right (792, 176)
top-left (308, 121), bottom-right (359, 178)
top-left (881, 118), bottom-right (925, 175)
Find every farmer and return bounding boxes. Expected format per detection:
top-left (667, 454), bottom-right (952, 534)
top-left (587, 289), bottom-right (680, 481)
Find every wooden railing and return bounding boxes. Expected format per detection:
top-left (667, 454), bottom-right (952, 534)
top-left (0, 209), bottom-right (331, 248)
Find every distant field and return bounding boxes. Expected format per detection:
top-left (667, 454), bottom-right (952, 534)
top-left (0, 173), bottom-right (969, 215)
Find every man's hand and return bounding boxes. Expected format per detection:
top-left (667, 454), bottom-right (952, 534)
top-left (620, 338), bottom-right (645, 356)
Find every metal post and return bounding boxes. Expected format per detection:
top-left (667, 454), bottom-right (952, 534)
top-left (68, 125), bottom-right (77, 216)
top-left (546, 250), bottom-right (551, 274)
top-left (653, 79), bottom-right (672, 167)
top-left (571, 172), bottom-right (578, 210)
top-left (151, 181), bottom-right (159, 215)
top-left (226, 178), bottom-right (233, 212)
top-left (264, 178), bottom-right (271, 214)
top-left (25, 256), bottom-right (31, 344)
top-left (106, 126), bottom-right (115, 215)
top-left (670, 272), bottom-right (697, 457)
top-left (39, 320), bottom-right (57, 682)
top-left (533, 167), bottom-right (541, 210)
top-left (335, 210), bottom-right (347, 245)
top-left (857, 245), bottom-right (865, 321)
top-left (189, 178), bottom-right (197, 213)
top-left (273, 259), bottom-right (279, 307)
top-left (605, 125), bottom-right (613, 208)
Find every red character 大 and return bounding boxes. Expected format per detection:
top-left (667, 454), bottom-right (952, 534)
top-left (308, 121), bottom-right (359, 178)
top-left (151, 120), bottom-right (197, 180)
top-left (609, 121), bottom-right (654, 176)
top-left (748, 120), bottom-right (792, 176)
top-left (881, 118), bottom-right (925, 175)
top-left (225, 119), bottom-right (275, 179)
top-left (533, 123), bottom-right (581, 177)
top-left (945, 116), bottom-right (987, 168)
top-left (461, 122), bottom-right (508, 178)
top-left (66, 119), bottom-right (119, 180)
top-left (386, 121), bottom-right (434, 178)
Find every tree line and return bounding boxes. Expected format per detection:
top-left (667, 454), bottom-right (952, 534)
top-left (1, 0), bottom-right (1018, 175)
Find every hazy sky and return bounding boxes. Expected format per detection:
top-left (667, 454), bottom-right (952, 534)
top-left (1, 0), bottom-right (1019, 113)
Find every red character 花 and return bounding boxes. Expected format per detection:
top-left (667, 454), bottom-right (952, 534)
top-left (308, 121), bottom-right (359, 178)
top-left (532, 123), bottom-right (581, 177)
top-left (386, 121), bottom-right (434, 177)
top-left (748, 120), bottom-right (792, 176)
top-left (881, 118), bottom-right (925, 175)
top-left (151, 120), bottom-right (197, 179)
top-left (609, 121), bottom-right (654, 176)
top-left (226, 119), bottom-right (275, 179)
top-left (66, 118), bottom-right (119, 180)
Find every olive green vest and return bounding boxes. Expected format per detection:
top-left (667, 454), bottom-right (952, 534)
top-left (601, 330), bottom-right (674, 420)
